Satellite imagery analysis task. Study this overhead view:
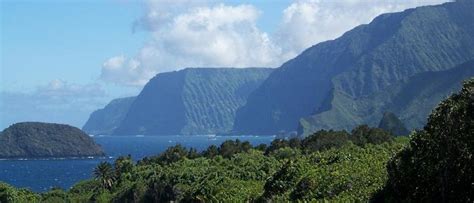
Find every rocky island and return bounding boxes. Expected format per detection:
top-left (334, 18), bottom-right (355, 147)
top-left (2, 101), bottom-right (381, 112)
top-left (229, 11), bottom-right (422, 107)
top-left (0, 122), bottom-right (105, 158)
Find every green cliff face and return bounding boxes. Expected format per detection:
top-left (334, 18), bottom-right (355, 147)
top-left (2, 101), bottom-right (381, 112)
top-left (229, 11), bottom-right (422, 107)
top-left (235, 1), bottom-right (474, 135)
top-left (114, 68), bottom-right (272, 135)
top-left (299, 60), bottom-right (474, 137)
top-left (0, 122), bottom-right (104, 158)
top-left (82, 97), bottom-right (135, 135)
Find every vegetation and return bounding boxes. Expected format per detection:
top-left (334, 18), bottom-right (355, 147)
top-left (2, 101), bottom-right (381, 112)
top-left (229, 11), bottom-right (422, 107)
top-left (1, 79), bottom-right (472, 202)
top-left (94, 162), bottom-right (115, 190)
top-left (236, 0), bottom-right (474, 135)
top-left (0, 122), bottom-right (104, 158)
top-left (379, 79), bottom-right (474, 202)
top-left (0, 125), bottom-right (404, 202)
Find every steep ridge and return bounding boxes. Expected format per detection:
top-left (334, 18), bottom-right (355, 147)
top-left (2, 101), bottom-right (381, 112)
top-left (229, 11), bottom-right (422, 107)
top-left (82, 97), bottom-right (135, 135)
top-left (234, 1), bottom-right (474, 135)
top-left (299, 60), bottom-right (474, 136)
top-left (114, 68), bottom-right (272, 135)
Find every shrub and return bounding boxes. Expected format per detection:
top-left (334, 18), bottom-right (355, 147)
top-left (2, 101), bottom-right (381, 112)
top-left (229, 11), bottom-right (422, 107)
top-left (384, 79), bottom-right (474, 202)
top-left (302, 130), bottom-right (350, 152)
top-left (350, 125), bottom-right (393, 146)
top-left (202, 145), bottom-right (219, 158)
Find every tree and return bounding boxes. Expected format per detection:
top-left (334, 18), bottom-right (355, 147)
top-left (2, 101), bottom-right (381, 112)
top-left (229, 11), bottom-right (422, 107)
top-left (350, 125), bottom-right (393, 146)
top-left (384, 79), bottom-right (474, 202)
top-left (219, 139), bottom-right (248, 158)
top-left (241, 141), bottom-right (252, 152)
top-left (265, 139), bottom-right (289, 155)
top-left (93, 162), bottom-right (115, 190)
top-left (114, 155), bottom-right (134, 179)
top-left (202, 145), bottom-right (219, 158)
top-left (187, 148), bottom-right (200, 159)
top-left (302, 130), bottom-right (350, 152)
top-left (261, 161), bottom-right (302, 199)
top-left (288, 138), bottom-right (302, 148)
top-left (254, 143), bottom-right (267, 151)
top-left (158, 144), bottom-right (189, 164)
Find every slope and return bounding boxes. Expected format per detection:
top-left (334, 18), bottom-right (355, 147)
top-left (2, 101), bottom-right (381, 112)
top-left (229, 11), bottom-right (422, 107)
top-left (114, 68), bottom-right (272, 135)
top-left (82, 97), bottom-right (136, 135)
top-left (234, 1), bottom-right (474, 134)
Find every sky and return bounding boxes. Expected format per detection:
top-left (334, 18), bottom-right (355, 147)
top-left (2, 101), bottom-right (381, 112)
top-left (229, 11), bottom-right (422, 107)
top-left (0, 0), bottom-right (448, 129)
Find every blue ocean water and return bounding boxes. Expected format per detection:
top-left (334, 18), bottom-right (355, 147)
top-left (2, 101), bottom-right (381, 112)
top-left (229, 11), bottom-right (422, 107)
top-left (0, 135), bottom-right (274, 192)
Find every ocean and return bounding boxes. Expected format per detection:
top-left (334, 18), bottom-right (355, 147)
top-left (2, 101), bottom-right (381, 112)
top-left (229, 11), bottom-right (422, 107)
top-left (0, 135), bottom-right (274, 192)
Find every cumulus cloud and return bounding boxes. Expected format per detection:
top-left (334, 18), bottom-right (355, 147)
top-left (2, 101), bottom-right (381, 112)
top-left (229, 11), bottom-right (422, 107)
top-left (100, 55), bottom-right (155, 86)
top-left (0, 80), bottom-right (108, 129)
top-left (276, 0), bottom-right (447, 56)
top-left (102, 0), bottom-right (448, 86)
top-left (133, 0), bottom-right (213, 32)
top-left (102, 3), bottom-right (282, 86)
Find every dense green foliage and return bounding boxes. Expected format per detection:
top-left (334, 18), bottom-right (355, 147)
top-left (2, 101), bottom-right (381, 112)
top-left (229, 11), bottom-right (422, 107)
top-left (94, 162), bottom-right (115, 190)
top-left (380, 79), bottom-right (474, 202)
top-left (236, 0), bottom-right (474, 135)
top-left (0, 122), bottom-right (104, 158)
top-left (0, 126), bottom-right (407, 202)
top-left (3, 80), bottom-right (473, 202)
top-left (300, 59), bottom-right (474, 137)
top-left (0, 182), bottom-right (40, 203)
top-left (3, 67), bottom-right (473, 203)
top-left (113, 68), bottom-right (272, 135)
top-left (82, 97), bottom-right (136, 135)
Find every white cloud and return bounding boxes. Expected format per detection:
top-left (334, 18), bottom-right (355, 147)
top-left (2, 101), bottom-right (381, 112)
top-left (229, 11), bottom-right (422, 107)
top-left (102, 0), bottom-right (449, 87)
top-left (133, 0), bottom-right (213, 32)
top-left (102, 3), bottom-right (282, 86)
top-left (159, 4), bottom-right (281, 67)
top-left (277, 0), bottom-right (448, 57)
top-left (32, 80), bottom-right (107, 111)
top-left (100, 55), bottom-right (155, 86)
top-left (37, 79), bottom-right (106, 99)
top-left (0, 80), bottom-right (108, 129)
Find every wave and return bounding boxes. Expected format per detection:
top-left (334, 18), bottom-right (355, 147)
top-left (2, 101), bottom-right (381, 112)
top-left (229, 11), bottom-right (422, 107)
top-left (0, 156), bottom-right (113, 161)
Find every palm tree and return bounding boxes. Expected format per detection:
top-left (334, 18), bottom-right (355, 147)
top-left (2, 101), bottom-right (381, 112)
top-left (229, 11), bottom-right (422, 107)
top-left (93, 161), bottom-right (115, 190)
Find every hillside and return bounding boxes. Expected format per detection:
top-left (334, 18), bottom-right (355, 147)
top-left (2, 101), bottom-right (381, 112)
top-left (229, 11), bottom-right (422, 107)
top-left (381, 78), bottom-right (474, 202)
top-left (377, 112), bottom-right (410, 136)
top-left (0, 122), bottom-right (104, 158)
top-left (234, 1), bottom-right (474, 135)
top-left (82, 97), bottom-right (135, 135)
top-left (114, 68), bottom-right (272, 135)
top-left (1, 80), bottom-right (472, 203)
top-left (299, 60), bottom-right (474, 136)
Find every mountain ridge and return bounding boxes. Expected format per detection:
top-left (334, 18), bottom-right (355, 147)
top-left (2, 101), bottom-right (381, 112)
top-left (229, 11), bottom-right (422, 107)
top-left (82, 96), bottom-right (136, 135)
top-left (299, 60), bottom-right (474, 136)
top-left (234, 1), bottom-right (474, 135)
top-left (113, 67), bottom-right (272, 135)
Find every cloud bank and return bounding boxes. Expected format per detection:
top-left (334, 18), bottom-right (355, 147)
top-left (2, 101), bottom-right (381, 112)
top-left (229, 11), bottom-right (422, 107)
top-left (0, 80), bottom-right (107, 129)
top-left (276, 0), bottom-right (447, 57)
top-left (101, 0), bottom-right (448, 86)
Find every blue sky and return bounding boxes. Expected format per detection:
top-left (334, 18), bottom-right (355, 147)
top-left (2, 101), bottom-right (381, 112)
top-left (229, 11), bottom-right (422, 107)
top-left (0, 0), bottom-right (447, 129)
top-left (1, 0), bottom-right (290, 92)
top-left (2, 0), bottom-right (146, 92)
